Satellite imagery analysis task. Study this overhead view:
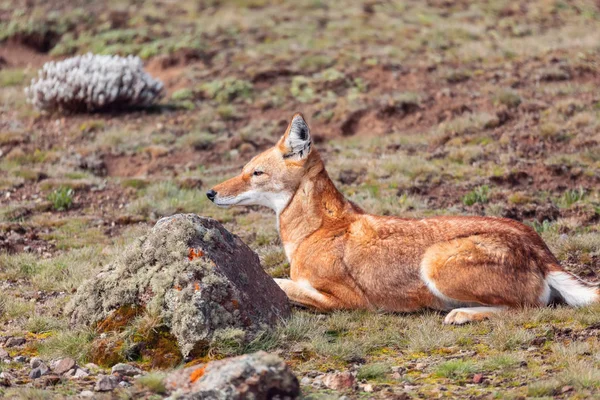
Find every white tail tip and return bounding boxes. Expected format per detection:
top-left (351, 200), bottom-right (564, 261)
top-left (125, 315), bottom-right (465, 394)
top-left (546, 271), bottom-right (599, 307)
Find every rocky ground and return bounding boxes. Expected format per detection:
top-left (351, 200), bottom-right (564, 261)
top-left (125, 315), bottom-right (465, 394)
top-left (1, 0), bottom-right (600, 398)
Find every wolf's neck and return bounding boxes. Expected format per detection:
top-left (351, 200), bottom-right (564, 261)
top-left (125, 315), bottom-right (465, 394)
top-left (278, 154), bottom-right (358, 260)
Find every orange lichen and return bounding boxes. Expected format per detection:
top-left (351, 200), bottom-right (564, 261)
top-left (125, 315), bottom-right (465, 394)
top-left (174, 285), bottom-right (182, 291)
top-left (231, 299), bottom-right (239, 309)
top-left (188, 248), bottom-right (204, 261)
top-left (96, 305), bottom-right (142, 333)
top-left (189, 365), bottom-right (206, 383)
top-left (194, 282), bottom-right (201, 291)
top-left (90, 338), bottom-right (125, 367)
top-left (141, 331), bottom-right (183, 369)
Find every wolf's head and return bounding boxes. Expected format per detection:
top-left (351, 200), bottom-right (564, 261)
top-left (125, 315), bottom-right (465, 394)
top-left (207, 112), bottom-right (314, 214)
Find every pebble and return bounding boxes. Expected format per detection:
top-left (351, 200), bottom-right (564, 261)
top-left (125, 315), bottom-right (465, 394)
top-left (14, 356), bottom-right (28, 363)
top-left (29, 363), bottom-right (50, 379)
top-left (360, 383), bottom-right (374, 392)
top-left (79, 390), bottom-right (95, 398)
top-left (95, 375), bottom-right (119, 392)
top-left (300, 376), bottom-right (311, 386)
top-left (322, 371), bottom-right (356, 390)
top-left (111, 363), bottom-right (143, 377)
top-left (473, 373), bottom-right (484, 384)
top-left (74, 368), bottom-right (90, 378)
top-left (0, 349), bottom-right (9, 359)
top-left (119, 380), bottom-right (132, 388)
top-left (54, 357), bottom-right (76, 375)
top-left (30, 357), bottom-right (43, 369)
top-left (0, 372), bottom-right (15, 381)
top-left (5, 337), bottom-right (25, 347)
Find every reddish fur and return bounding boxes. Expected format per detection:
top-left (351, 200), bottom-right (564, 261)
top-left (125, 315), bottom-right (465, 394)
top-left (211, 114), bottom-right (596, 322)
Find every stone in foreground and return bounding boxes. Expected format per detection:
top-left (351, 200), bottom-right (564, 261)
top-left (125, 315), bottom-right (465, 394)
top-left (166, 351), bottom-right (299, 400)
top-left (67, 214), bottom-right (290, 358)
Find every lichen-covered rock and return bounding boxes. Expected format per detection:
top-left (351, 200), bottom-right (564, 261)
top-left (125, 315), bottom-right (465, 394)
top-left (166, 351), bottom-right (300, 400)
top-left (25, 53), bottom-right (164, 112)
top-left (66, 214), bottom-right (290, 358)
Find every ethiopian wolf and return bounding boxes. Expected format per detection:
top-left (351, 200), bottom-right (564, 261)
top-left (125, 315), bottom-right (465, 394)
top-left (206, 113), bottom-right (599, 324)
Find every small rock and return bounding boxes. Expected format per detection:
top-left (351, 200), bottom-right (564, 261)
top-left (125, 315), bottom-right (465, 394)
top-left (74, 368), bottom-right (90, 378)
top-left (472, 373), bottom-right (484, 384)
top-left (300, 376), bottom-right (311, 386)
top-left (311, 374), bottom-right (325, 388)
top-left (165, 351), bottom-right (299, 399)
top-left (0, 372), bottom-right (15, 380)
top-left (5, 337), bottom-right (25, 347)
top-left (111, 363), bottom-right (143, 377)
top-left (0, 371), bottom-right (15, 386)
top-left (14, 355), bottom-right (28, 363)
top-left (64, 369), bottom-right (76, 378)
top-left (95, 374), bottom-right (119, 392)
top-left (29, 363), bottom-right (49, 379)
top-left (79, 390), bottom-right (95, 398)
top-left (415, 362), bottom-right (426, 370)
top-left (119, 381), bottom-right (132, 388)
top-left (360, 383), bottom-right (374, 392)
top-left (54, 357), bottom-right (76, 375)
top-left (0, 349), bottom-right (9, 359)
top-left (322, 371), bottom-right (356, 390)
top-left (30, 357), bottom-right (43, 369)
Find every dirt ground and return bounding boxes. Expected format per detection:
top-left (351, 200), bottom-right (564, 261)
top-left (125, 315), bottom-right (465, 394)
top-left (1, 0), bottom-right (600, 399)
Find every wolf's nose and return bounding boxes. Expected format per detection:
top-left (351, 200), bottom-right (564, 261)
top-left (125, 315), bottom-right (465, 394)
top-left (206, 190), bottom-right (217, 202)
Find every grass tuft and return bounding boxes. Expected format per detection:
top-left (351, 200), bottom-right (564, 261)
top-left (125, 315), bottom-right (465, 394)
top-left (357, 363), bottom-right (391, 381)
top-left (137, 372), bottom-right (167, 394)
top-left (462, 185), bottom-right (490, 206)
top-left (48, 187), bottom-right (74, 211)
top-left (433, 359), bottom-right (477, 379)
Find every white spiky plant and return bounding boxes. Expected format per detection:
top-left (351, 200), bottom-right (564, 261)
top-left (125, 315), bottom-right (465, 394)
top-left (25, 53), bottom-right (164, 112)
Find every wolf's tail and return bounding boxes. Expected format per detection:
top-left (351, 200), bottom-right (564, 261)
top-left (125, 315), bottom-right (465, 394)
top-left (546, 268), bottom-right (599, 307)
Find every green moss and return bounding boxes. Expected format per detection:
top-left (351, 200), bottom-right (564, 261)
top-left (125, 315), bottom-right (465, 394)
top-left (171, 88), bottom-right (195, 101)
top-left (200, 78), bottom-right (253, 104)
top-left (0, 69), bottom-right (26, 87)
top-left (290, 76), bottom-right (315, 103)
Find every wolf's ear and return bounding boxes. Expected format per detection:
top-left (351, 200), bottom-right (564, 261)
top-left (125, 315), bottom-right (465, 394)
top-left (280, 113), bottom-right (312, 160)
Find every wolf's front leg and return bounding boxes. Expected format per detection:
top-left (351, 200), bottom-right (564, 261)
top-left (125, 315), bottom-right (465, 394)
top-left (274, 278), bottom-right (343, 311)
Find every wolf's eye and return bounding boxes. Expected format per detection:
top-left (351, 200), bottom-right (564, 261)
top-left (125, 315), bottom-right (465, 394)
top-left (253, 170), bottom-right (264, 176)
